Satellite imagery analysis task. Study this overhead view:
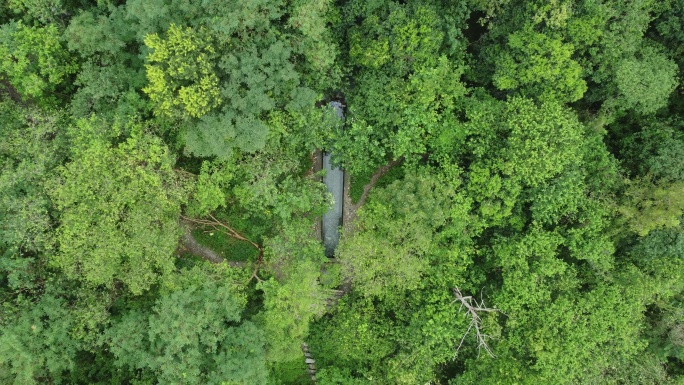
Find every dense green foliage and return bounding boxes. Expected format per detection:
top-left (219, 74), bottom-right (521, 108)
top-left (1, 0), bottom-right (683, 384)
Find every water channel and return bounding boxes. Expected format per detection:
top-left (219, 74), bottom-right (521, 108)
top-left (321, 101), bottom-right (345, 257)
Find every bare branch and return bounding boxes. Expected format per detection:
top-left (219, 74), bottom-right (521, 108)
top-left (245, 250), bottom-right (265, 284)
top-left (452, 287), bottom-right (503, 358)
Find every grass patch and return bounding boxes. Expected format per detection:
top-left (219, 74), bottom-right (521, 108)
top-left (191, 228), bottom-right (259, 261)
top-left (189, 208), bottom-right (271, 262)
top-left (268, 359), bottom-right (311, 385)
top-left (349, 168), bottom-right (373, 204)
top-left (215, 210), bottom-right (270, 242)
top-left (376, 163), bottom-right (405, 189)
top-left (349, 164), bottom-right (405, 204)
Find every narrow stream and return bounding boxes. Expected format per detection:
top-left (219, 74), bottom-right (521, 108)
top-left (321, 101), bottom-right (345, 257)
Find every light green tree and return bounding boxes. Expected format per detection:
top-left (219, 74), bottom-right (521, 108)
top-left (49, 118), bottom-right (187, 294)
top-left (501, 97), bottom-right (584, 187)
top-left (0, 21), bottom-right (77, 102)
top-left (618, 176), bottom-right (684, 237)
top-left (143, 23), bottom-right (221, 119)
top-left (461, 97), bottom-right (584, 226)
top-left (493, 28), bottom-right (587, 102)
top-left (337, 172), bottom-right (453, 298)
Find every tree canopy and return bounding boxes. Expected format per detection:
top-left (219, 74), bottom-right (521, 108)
top-left (1, 0), bottom-right (683, 384)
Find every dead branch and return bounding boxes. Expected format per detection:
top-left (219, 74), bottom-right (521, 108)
top-left (452, 287), bottom-right (503, 358)
top-left (246, 249), bottom-right (265, 284)
top-left (180, 214), bottom-right (262, 251)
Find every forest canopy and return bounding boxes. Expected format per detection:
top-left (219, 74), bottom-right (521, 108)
top-left (1, 0), bottom-right (684, 384)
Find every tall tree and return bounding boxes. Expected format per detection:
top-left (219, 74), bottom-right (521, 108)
top-left (105, 265), bottom-right (268, 384)
top-left (0, 21), bottom-right (77, 103)
top-left (49, 118), bottom-right (187, 294)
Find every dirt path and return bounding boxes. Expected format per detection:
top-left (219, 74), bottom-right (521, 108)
top-left (178, 230), bottom-right (248, 268)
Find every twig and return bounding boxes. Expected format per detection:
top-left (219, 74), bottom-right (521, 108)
top-left (246, 250), bottom-right (265, 284)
